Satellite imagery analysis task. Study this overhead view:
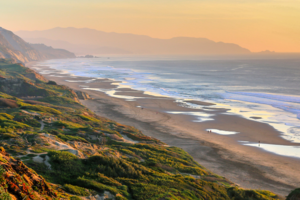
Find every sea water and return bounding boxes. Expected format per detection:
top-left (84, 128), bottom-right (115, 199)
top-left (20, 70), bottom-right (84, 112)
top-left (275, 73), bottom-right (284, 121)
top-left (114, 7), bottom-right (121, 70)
top-left (36, 54), bottom-right (300, 156)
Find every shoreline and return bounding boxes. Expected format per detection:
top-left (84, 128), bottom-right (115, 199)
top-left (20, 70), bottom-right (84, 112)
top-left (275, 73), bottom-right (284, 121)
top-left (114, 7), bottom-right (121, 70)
top-left (27, 62), bottom-right (300, 196)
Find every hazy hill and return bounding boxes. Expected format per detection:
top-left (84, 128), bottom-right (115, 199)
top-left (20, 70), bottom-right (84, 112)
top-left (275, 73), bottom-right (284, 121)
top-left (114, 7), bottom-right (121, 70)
top-left (16, 27), bottom-right (251, 55)
top-left (0, 27), bottom-right (75, 63)
top-left (30, 43), bottom-right (77, 59)
top-left (0, 27), bottom-right (43, 63)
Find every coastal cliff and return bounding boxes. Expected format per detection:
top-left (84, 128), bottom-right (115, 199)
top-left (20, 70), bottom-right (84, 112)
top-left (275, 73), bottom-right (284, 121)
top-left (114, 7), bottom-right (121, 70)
top-left (0, 27), bottom-right (75, 63)
top-left (0, 58), bottom-right (293, 199)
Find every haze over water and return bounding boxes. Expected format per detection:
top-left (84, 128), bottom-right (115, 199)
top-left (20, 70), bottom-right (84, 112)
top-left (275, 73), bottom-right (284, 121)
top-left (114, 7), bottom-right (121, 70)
top-left (39, 54), bottom-right (300, 149)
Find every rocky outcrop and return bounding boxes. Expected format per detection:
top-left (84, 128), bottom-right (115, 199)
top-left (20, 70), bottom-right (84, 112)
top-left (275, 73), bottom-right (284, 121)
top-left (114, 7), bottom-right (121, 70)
top-left (75, 90), bottom-right (91, 100)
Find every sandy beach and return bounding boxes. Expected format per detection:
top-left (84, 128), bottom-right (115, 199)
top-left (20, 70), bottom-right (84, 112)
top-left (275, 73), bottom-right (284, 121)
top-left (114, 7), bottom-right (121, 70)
top-left (28, 63), bottom-right (300, 197)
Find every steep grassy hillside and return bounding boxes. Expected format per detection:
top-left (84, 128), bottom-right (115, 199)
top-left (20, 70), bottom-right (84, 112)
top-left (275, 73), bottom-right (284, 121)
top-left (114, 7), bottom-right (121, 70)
top-left (0, 59), bottom-right (290, 199)
top-left (0, 148), bottom-right (65, 199)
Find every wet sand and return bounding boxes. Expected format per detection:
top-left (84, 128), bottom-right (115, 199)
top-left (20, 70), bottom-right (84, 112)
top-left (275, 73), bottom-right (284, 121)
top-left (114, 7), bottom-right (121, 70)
top-left (28, 63), bottom-right (300, 197)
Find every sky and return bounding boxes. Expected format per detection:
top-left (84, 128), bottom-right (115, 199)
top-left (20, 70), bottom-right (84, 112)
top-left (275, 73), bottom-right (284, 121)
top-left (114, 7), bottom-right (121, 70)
top-left (1, 0), bottom-right (300, 52)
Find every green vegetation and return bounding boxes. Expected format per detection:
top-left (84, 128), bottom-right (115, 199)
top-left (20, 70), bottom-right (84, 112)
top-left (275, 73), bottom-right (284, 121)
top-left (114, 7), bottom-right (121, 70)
top-left (227, 188), bottom-right (280, 200)
top-left (38, 96), bottom-right (81, 107)
top-left (63, 184), bottom-right (91, 196)
top-left (21, 105), bottom-right (62, 115)
top-left (79, 114), bottom-right (100, 122)
top-left (53, 121), bottom-right (85, 129)
top-left (57, 134), bottom-right (88, 143)
top-left (0, 119), bottom-right (30, 129)
top-left (0, 113), bottom-right (14, 120)
top-left (0, 187), bottom-right (11, 200)
top-left (47, 80), bottom-right (57, 85)
top-left (286, 188), bottom-right (300, 200)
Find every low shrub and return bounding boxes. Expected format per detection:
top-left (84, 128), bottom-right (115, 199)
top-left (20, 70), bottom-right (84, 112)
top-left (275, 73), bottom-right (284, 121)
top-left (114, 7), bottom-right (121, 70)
top-left (0, 120), bottom-right (30, 129)
top-left (57, 134), bottom-right (88, 143)
top-left (47, 80), bottom-right (57, 85)
top-left (79, 115), bottom-right (100, 122)
top-left (63, 184), bottom-right (90, 196)
top-left (53, 121), bottom-right (84, 129)
top-left (0, 113), bottom-right (14, 120)
top-left (76, 177), bottom-right (118, 194)
top-left (21, 104), bottom-right (61, 115)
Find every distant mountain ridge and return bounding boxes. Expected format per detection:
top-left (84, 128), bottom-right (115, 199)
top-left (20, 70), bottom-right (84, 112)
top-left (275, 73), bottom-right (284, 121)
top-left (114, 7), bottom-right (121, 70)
top-left (30, 43), bottom-right (77, 59)
top-left (0, 27), bottom-right (75, 63)
top-left (16, 27), bottom-right (251, 55)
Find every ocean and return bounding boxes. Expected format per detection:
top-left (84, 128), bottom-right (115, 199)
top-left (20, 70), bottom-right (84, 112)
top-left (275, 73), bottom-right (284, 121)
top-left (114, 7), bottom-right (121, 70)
top-left (36, 54), bottom-right (300, 150)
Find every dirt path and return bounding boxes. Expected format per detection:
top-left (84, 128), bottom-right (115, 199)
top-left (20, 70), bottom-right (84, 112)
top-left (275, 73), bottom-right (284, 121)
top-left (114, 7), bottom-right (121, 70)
top-left (39, 120), bottom-right (45, 131)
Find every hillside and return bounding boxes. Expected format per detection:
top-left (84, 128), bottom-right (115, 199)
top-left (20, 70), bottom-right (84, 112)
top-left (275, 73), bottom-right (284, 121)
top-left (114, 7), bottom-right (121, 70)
top-left (0, 27), bottom-right (75, 63)
top-left (30, 43), bottom-right (76, 60)
top-left (0, 59), bottom-right (294, 199)
top-left (16, 27), bottom-right (251, 55)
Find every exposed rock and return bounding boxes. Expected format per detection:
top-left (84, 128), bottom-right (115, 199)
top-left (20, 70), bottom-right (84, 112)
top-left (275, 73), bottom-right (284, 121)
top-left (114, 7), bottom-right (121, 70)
top-left (68, 141), bottom-right (101, 157)
top-left (75, 90), bottom-right (91, 100)
top-left (0, 98), bottom-right (18, 108)
top-left (24, 69), bottom-right (48, 82)
top-left (82, 191), bottom-right (115, 200)
top-left (39, 133), bottom-right (87, 158)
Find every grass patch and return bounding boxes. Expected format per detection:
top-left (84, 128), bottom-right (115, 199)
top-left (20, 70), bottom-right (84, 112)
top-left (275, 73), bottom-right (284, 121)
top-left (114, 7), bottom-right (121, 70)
top-left (53, 121), bottom-right (85, 129)
top-left (63, 184), bottom-right (91, 196)
top-left (79, 115), bottom-right (100, 122)
top-left (57, 134), bottom-right (88, 143)
top-left (21, 105), bottom-right (61, 115)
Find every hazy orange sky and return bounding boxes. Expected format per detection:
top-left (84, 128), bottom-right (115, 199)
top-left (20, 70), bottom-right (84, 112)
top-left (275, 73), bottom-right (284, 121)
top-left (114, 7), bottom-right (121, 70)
top-left (1, 0), bottom-right (300, 52)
